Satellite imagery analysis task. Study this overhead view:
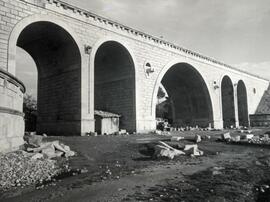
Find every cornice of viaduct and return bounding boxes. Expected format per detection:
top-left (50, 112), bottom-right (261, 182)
top-left (18, 0), bottom-right (269, 83)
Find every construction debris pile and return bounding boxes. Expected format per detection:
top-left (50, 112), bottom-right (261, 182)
top-left (87, 129), bottom-right (131, 136)
top-left (0, 151), bottom-right (68, 191)
top-left (221, 130), bottom-right (270, 145)
top-left (24, 133), bottom-right (76, 159)
top-left (153, 141), bottom-right (204, 159)
top-left (139, 135), bottom-right (204, 160)
top-left (0, 133), bottom-right (75, 191)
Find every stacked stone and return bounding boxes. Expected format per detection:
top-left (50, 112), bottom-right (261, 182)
top-left (0, 69), bottom-right (25, 153)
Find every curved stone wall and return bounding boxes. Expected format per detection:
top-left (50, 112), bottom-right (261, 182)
top-left (0, 68), bottom-right (25, 153)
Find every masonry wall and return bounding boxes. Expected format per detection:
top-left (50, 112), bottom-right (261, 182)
top-left (0, 69), bottom-right (24, 153)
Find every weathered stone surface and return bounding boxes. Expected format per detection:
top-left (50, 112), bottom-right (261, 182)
top-left (154, 145), bottom-right (185, 159)
top-left (184, 144), bottom-right (204, 156)
top-left (222, 132), bottom-right (231, 141)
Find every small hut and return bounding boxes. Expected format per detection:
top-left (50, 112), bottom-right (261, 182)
top-left (94, 110), bottom-right (121, 135)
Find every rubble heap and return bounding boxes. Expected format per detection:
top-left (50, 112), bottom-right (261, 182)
top-left (138, 134), bottom-right (205, 160)
top-left (0, 134), bottom-right (76, 191)
top-left (0, 151), bottom-right (67, 191)
top-left (221, 131), bottom-right (270, 145)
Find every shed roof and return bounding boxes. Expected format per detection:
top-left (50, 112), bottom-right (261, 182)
top-left (94, 110), bottom-right (121, 118)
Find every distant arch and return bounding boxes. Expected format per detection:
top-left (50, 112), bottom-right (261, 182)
top-left (221, 75), bottom-right (235, 128)
top-left (237, 80), bottom-right (249, 127)
top-left (152, 60), bottom-right (214, 128)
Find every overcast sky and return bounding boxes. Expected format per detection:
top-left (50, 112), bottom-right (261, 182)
top-left (17, 0), bottom-right (270, 97)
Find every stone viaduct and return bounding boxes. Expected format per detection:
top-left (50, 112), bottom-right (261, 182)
top-left (0, 0), bottom-right (269, 152)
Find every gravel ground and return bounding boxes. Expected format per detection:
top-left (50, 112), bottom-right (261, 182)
top-left (0, 150), bottom-right (69, 191)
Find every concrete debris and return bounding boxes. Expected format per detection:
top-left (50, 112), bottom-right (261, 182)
top-left (221, 132), bottom-right (231, 141)
top-left (223, 132), bottom-right (270, 146)
top-left (153, 141), bottom-right (204, 159)
top-left (155, 130), bottom-right (162, 135)
top-left (27, 140), bottom-right (75, 159)
top-left (239, 130), bottom-right (252, 134)
top-left (24, 134), bottom-right (43, 147)
top-left (184, 144), bottom-right (198, 151)
top-left (248, 135), bottom-right (270, 145)
top-left (184, 144), bottom-right (204, 156)
top-left (154, 141), bottom-right (185, 159)
top-left (119, 129), bottom-right (127, 135)
top-left (154, 145), bottom-right (184, 159)
top-left (242, 134), bottom-right (254, 140)
top-left (153, 130), bottom-right (171, 136)
top-left (87, 132), bottom-right (98, 136)
top-left (87, 130), bottom-right (130, 136)
top-left (231, 135), bottom-right (241, 142)
top-left (31, 153), bottom-right (44, 160)
top-left (171, 136), bottom-right (184, 141)
top-left (195, 135), bottom-right (202, 143)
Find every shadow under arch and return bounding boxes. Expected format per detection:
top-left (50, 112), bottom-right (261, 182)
top-left (93, 40), bottom-right (137, 133)
top-left (237, 80), bottom-right (249, 127)
top-left (221, 75), bottom-right (235, 128)
top-left (152, 62), bottom-right (214, 128)
top-left (10, 16), bottom-right (83, 135)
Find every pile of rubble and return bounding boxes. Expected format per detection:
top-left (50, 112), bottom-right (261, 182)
top-left (87, 129), bottom-right (131, 136)
top-left (0, 151), bottom-right (68, 191)
top-left (153, 141), bottom-right (204, 159)
top-left (24, 133), bottom-right (75, 159)
top-left (140, 135), bottom-right (205, 160)
top-left (155, 123), bottom-right (219, 133)
top-left (0, 133), bottom-right (76, 191)
top-left (221, 130), bottom-right (270, 145)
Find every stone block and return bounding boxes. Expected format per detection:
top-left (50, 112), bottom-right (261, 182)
top-left (0, 138), bottom-right (11, 152)
top-left (221, 132), bottom-right (231, 140)
top-left (10, 136), bottom-right (24, 148)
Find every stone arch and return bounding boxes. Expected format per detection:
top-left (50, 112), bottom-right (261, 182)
top-left (221, 75), bottom-right (235, 128)
top-left (8, 14), bottom-right (83, 75)
top-left (152, 60), bottom-right (214, 128)
top-left (237, 80), bottom-right (249, 127)
top-left (8, 14), bottom-right (83, 135)
top-left (90, 38), bottom-right (137, 132)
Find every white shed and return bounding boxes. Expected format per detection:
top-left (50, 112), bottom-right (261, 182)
top-left (94, 110), bottom-right (121, 135)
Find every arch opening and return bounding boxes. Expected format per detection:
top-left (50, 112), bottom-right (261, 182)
top-left (237, 80), bottom-right (249, 127)
top-left (94, 41), bottom-right (136, 133)
top-left (155, 63), bottom-right (213, 128)
top-left (221, 76), bottom-right (235, 128)
top-left (16, 21), bottom-right (82, 135)
top-left (16, 47), bottom-right (37, 132)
